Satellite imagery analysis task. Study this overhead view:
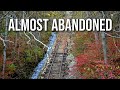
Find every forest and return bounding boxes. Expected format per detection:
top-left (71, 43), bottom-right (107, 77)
top-left (0, 11), bottom-right (120, 79)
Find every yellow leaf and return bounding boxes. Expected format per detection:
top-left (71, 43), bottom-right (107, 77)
top-left (47, 14), bottom-right (50, 16)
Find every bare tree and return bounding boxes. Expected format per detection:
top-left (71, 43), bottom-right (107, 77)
top-left (2, 14), bottom-right (8, 78)
top-left (100, 11), bottom-right (108, 64)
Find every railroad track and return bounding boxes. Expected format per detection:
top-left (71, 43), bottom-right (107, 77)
top-left (39, 33), bottom-right (69, 79)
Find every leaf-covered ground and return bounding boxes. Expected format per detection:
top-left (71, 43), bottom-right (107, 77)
top-left (72, 32), bottom-right (120, 79)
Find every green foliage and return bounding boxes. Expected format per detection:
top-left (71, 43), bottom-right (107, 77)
top-left (73, 32), bottom-right (93, 56)
top-left (0, 41), bottom-right (3, 54)
top-left (0, 63), bottom-right (2, 72)
top-left (33, 47), bottom-right (44, 58)
top-left (72, 11), bottom-right (85, 19)
top-left (0, 29), bottom-right (5, 33)
top-left (23, 46), bottom-right (44, 63)
top-left (7, 63), bottom-right (16, 72)
top-left (23, 49), bottom-right (33, 62)
top-left (8, 31), bottom-right (16, 36)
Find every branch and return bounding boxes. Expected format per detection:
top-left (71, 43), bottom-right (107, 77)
top-left (101, 11), bottom-right (105, 18)
top-left (24, 32), bottom-right (31, 44)
top-left (29, 32), bottom-right (49, 48)
top-left (104, 32), bottom-right (120, 38)
top-left (0, 11), bottom-right (10, 22)
top-left (0, 36), bottom-right (5, 46)
top-left (113, 38), bottom-right (120, 53)
top-left (0, 36), bottom-right (14, 47)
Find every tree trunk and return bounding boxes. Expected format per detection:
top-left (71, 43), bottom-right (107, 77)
top-left (101, 32), bottom-right (107, 64)
top-left (2, 15), bottom-right (8, 79)
top-left (94, 31), bottom-right (99, 45)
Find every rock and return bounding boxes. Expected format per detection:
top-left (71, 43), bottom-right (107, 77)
top-left (68, 61), bottom-right (76, 68)
top-left (65, 74), bottom-right (77, 79)
top-left (66, 53), bottom-right (74, 60)
top-left (65, 53), bottom-right (78, 79)
top-left (66, 54), bottom-right (75, 63)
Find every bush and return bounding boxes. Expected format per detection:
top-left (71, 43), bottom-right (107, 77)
top-left (7, 63), bottom-right (16, 72)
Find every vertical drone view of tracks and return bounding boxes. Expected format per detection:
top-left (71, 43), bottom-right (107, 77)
top-left (39, 32), bottom-right (70, 79)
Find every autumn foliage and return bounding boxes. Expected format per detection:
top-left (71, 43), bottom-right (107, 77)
top-left (73, 32), bottom-right (120, 79)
